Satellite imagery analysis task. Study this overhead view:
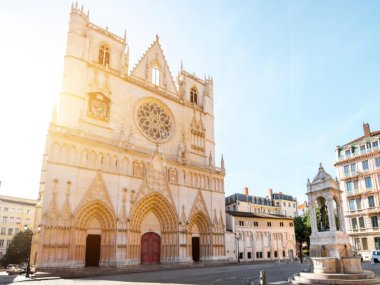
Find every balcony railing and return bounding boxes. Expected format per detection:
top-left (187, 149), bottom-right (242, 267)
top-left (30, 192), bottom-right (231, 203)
top-left (338, 146), bottom-right (380, 161)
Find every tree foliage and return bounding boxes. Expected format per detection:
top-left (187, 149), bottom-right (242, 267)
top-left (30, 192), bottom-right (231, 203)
top-left (0, 229), bottom-right (32, 267)
top-left (294, 210), bottom-right (311, 256)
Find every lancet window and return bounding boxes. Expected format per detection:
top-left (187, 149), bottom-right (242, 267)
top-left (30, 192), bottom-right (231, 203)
top-left (190, 86), bottom-right (198, 104)
top-left (98, 44), bottom-right (110, 66)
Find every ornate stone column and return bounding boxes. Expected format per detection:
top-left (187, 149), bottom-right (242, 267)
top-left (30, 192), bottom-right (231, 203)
top-left (327, 197), bottom-right (337, 232)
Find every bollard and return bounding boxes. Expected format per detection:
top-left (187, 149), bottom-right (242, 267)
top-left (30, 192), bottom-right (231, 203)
top-left (259, 270), bottom-right (266, 285)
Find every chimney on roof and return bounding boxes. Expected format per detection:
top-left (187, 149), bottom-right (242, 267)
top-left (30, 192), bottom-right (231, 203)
top-left (243, 187), bottom-right (249, 196)
top-left (363, 122), bottom-right (371, 138)
top-left (268, 188), bottom-right (273, 199)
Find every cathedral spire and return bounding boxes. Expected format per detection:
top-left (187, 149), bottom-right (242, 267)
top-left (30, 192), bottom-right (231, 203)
top-left (123, 29), bottom-right (127, 43)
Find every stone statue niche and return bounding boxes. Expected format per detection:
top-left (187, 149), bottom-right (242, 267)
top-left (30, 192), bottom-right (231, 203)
top-left (308, 164), bottom-right (363, 272)
top-left (289, 164), bottom-right (378, 284)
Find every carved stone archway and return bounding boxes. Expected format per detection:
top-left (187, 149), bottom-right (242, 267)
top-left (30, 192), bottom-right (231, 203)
top-left (73, 200), bottom-right (117, 266)
top-left (187, 211), bottom-right (212, 261)
top-left (127, 192), bottom-right (178, 264)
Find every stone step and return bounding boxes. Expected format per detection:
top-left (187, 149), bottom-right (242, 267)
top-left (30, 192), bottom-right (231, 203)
top-left (299, 270), bottom-right (375, 280)
top-left (291, 274), bottom-right (380, 285)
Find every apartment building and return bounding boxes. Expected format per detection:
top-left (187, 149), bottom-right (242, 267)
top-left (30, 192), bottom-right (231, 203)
top-left (334, 123), bottom-right (380, 258)
top-left (225, 210), bottom-right (296, 262)
top-left (225, 188), bottom-right (298, 217)
top-left (0, 195), bottom-right (38, 257)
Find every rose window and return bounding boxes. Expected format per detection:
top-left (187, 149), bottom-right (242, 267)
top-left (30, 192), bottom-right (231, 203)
top-left (136, 101), bottom-right (172, 142)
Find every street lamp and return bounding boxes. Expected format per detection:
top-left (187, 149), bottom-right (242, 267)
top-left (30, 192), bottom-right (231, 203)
top-left (23, 224), bottom-right (41, 278)
top-left (235, 232), bottom-right (242, 263)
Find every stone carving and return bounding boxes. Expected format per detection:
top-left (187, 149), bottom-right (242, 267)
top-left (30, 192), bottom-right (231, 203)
top-left (133, 161), bottom-right (145, 177)
top-left (60, 181), bottom-right (73, 222)
top-left (76, 172), bottom-right (114, 212)
top-left (133, 152), bottom-right (175, 208)
top-left (189, 190), bottom-right (210, 221)
top-left (44, 179), bottom-right (60, 223)
top-left (118, 188), bottom-right (128, 224)
top-left (136, 101), bottom-right (172, 142)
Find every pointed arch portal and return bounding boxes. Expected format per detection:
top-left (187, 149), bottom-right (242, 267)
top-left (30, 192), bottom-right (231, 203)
top-left (128, 193), bottom-right (178, 263)
top-left (74, 201), bottom-right (116, 266)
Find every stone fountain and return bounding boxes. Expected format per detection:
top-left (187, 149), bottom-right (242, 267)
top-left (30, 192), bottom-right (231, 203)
top-left (289, 163), bottom-right (379, 284)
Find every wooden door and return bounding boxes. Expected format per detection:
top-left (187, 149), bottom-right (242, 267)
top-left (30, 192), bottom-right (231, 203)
top-left (141, 232), bottom-right (161, 264)
top-left (192, 237), bottom-right (200, 262)
top-left (85, 234), bottom-right (101, 266)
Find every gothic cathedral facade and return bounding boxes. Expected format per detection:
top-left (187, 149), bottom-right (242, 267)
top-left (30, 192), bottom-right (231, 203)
top-left (32, 5), bottom-right (226, 268)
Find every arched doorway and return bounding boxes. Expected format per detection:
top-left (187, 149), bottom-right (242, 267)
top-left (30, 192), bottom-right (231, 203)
top-left (74, 201), bottom-right (116, 267)
top-left (191, 224), bottom-right (200, 262)
top-left (128, 193), bottom-right (178, 263)
top-left (85, 235), bottom-right (101, 266)
top-left (141, 232), bottom-right (161, 264)
top-left (188, 212), bottom-right (212, 261)
top-left (192, 237), bottom-right (200, 261)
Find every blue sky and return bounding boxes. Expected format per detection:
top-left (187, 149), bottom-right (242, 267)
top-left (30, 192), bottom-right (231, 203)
top-left (0, 1), bottom-right (380, 202)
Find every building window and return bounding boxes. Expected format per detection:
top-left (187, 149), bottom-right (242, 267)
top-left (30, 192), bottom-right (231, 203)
top-left (7, 228), bottom-right (12, 236)
top-left (274, 251), bottom-right (278, 258)
top-left (253, 221), bottom-right (258, 227)
top-left (190, 86), bottom-right (198, 104)
top-left (26, 209), bottom-right (32, 215)
top-left (359, 217), bottom-right (365, 229)
top-left (349, 200), bottom-right (355, 211)
top-left (152, 65), bottom-right (160, 85)
top-left (373, 141), bottom-right (379, 148)
top-left (247, 252), bottom-right (252, 259)
top-left (9, 217), bottom-right (14, 224)
top-left (362, 160), bottom-right (369, 171)
top-left (267, 252), bottom-right (271, 258)
top-left (350, 163), bottom-right (356, 172)
top-left (353, 180), bottom-right (359, 190)
top-left (256, 252), bottom-right (263, 258)
top-left (289, 222), bottom-right (294, 227)
top-left (356, 198), bottom-right (362, 210)
top-left (346, 181), bottom-right (352, 193)
top-left (375, 237), bottom-right (380, 250)
top-left (344, 165), bottom-right (349, 175)
top-left (375, 157), bottom-right (380, 168)
top-left (365, 177), bottom-right (372, 189)
top-left (6, 240), bottom-right (11, 247)
top-left (372, 216), bottom-right (378, 228)
top-left (4, 207), bottom-right (8, 212)
top-left (360, 145), bottom-right (366, 152)
top-left (352, 218), bottom-right (358, 230)
top-left (267, 222), bottom-right (271, 227)
top-left (98, 44), bottom-right (110, 66)
top-left (14, 228), bottom-right (19, 235)
top-left (0, 240), bottom-right (3, 247)
top-left (16, 217), bottom-right (20, 224)
top-left (0, 228), bottom-right (5, 235)
top-left (239, 252), bottom-right (243, 259)
top-left (354, 238), bottom-right (361, 250)
top-left (283, 250), bottom-right (286, 257)
top-left (369, 196), bottom-right (375, 208)
top-left (280, 222), bottom-right (284, 227)
top-left (2, 217), bottom-right (7, 224)
top-left (239, 220), bottom-right (244, 226)
top-left (25, 218), bottom-right (30, 225)
top-left (362, 238), bottom-right (368, 250)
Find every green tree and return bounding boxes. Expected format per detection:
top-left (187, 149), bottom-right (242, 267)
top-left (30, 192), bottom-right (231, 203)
top-left (0, 229), bottom-right (32, 267)
top-left (294, 210), bottom-right (311, 262)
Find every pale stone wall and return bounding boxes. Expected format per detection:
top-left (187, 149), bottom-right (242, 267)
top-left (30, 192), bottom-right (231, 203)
top-left (32, 5), bottom-right (226, 268)
top-left (225, 213), bottom-right (296, 262)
